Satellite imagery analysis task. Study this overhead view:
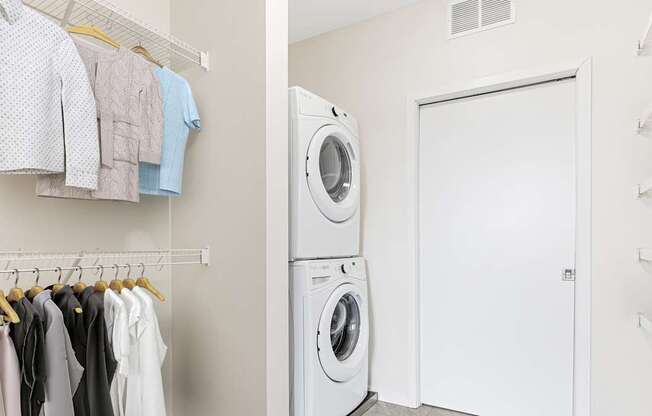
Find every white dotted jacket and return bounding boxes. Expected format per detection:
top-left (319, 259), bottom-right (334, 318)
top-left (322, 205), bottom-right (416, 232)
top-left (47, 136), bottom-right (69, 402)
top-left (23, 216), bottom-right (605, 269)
top-left (0, 0), bottom-right (100, 189)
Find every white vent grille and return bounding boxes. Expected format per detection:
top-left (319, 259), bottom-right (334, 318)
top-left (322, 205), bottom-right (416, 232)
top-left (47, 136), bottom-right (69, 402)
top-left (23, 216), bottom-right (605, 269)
top-left (448, 0), bottom-right (515, 39)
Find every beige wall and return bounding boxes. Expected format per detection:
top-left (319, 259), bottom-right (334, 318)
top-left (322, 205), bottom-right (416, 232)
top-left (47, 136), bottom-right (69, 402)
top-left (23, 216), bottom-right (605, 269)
top-left (170, 0), bottom-right (285, 414)
top-left (290, 0), bottom-right (652, 414)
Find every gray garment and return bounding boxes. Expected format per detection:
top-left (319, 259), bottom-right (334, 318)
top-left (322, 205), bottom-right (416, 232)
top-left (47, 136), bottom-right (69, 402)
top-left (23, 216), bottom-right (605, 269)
top-left (37, 41), bottom-right (163, 202)
top-left (32, 290), bottom-right (84, 416)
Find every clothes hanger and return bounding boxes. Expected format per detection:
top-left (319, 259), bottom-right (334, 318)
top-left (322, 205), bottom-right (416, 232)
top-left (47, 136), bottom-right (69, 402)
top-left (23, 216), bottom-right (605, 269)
top-left (0, 289), bottom-right (20, 324)
top-left (6, 270), bottom-right (24, 303)
top-left (94, 265), bottom-right (109, 293)
top-left (136, 264), bottom-right (166, 302)
top-left (67, 25), bottom-right (120, 48)
top-left (109, 264), bottom-right (124, 293)
top-left (131, 43), bottom-right (163, 67)
top-left (72, 266), bottom-right (87, 294)
top-left (51, 267), bottom-right (65, 294)
top-left (122, 263), bottom-right (139, 289)
top-left (27, 268), bottom-right (44, 301)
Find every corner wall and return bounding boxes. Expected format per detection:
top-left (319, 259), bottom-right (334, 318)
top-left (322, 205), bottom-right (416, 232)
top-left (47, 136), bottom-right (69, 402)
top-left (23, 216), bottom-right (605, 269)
top-left (290, 0), bottom-right (652, 414)
top-left (169, 0), bottom-right (267, 409)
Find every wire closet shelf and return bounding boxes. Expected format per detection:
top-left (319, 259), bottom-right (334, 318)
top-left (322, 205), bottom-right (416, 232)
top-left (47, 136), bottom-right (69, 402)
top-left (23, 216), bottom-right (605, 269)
top-left (24, 0), bottom-right (209, 71)
top-left (0, 248), bottom-right (210, 279)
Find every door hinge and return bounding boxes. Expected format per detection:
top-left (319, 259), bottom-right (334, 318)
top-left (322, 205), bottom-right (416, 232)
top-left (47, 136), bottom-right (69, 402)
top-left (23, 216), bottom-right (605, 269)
top-left (562, 268), bottom-right (576, 281)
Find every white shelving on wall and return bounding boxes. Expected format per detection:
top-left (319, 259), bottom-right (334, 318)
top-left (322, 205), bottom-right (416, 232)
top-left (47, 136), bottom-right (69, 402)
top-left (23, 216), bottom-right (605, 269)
top-left (0, 248), bottom-right (210, 281)
top-left (24, 0), bottom-right (209, 71)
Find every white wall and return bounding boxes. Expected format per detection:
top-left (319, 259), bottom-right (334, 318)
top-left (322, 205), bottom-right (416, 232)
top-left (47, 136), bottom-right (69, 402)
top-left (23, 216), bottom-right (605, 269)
top-left (290, 0), bottom-right (652, 414)
top-left (265, 0), bottom-right (290, 414)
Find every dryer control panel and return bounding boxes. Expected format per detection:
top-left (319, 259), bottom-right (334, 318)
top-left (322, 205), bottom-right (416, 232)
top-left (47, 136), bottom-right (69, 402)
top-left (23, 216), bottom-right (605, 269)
top-left (289, 86), bottom-right (359, 136)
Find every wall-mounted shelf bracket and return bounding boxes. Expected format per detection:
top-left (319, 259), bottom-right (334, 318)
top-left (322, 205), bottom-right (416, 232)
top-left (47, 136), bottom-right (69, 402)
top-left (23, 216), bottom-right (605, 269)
top-left (637, 248), bottom-right (652, 263)
top-left (636, 313), bottom-right (652, 331)
top-left (200, 247), bottom-right (210, 266)
top-left (636, 12), bottom-right (652, 55)
top-left (637, 103), bottom-right (652, 132)
top-left (634, 177), bottom-right (652, 199)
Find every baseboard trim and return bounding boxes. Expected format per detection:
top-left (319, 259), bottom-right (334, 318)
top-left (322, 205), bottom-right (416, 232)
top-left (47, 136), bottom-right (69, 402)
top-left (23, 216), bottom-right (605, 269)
top-left (349, 392), bottom-right (378, 416)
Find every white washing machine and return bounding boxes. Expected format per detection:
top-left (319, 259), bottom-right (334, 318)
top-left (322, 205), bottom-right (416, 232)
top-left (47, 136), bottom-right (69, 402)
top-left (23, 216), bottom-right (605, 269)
top-left (291, 257), bottom-right (369, 416)
top-left (289, 87), bottom-right (361, 260)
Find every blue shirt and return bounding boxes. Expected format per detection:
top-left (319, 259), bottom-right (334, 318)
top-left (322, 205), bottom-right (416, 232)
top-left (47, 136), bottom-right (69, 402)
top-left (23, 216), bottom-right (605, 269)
top-left (139, 67), bottom-right (200, 196)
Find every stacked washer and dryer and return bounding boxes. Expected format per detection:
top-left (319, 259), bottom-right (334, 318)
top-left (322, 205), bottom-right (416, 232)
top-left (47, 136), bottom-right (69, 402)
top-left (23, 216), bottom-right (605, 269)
top-left (289, 87), bottom-right (369, 416)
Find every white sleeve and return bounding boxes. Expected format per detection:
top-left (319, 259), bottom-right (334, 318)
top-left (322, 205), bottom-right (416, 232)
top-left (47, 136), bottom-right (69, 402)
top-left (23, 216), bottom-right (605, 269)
top-left (56, 37), bottom-right (100, 189)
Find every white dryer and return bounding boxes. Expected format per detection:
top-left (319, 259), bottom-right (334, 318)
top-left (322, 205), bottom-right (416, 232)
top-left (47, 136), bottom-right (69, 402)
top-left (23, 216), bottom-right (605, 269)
top-left (289, 87), bottom-right (361, 260)
top-left (291, 257), bottom-right (369, 416)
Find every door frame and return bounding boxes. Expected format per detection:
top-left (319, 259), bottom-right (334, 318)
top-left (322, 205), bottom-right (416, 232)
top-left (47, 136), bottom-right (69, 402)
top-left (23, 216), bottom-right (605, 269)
top-left (405, 58), bottom-right (592, 416)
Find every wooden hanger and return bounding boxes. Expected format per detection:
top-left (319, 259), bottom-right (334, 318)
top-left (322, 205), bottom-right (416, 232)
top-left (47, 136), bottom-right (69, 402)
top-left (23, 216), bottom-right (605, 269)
top-left (131, 45), bottom-right (163, 67)
top-left (67, 25), bottom-right (120, 48)
top-left (137, 277), bottom-right (165, 302)
top-left (72, 267), bottom-right (87, 295)
top-left (135, 264), bottom-right (165, 302)
top-left (51, 267), bottom-right (65, 294)
top-left (27, 268), bottom-right (44, 301)
top-left (123, 263), bottom-right (140, 290)
top-left (109, 264), bottom-right (124, 293)
top-left (0, 290), bottom-right (19, 324)
top-left (6, 270), bottom-right (24, 303)
top-left (94, 265), bottom-right (109, 293)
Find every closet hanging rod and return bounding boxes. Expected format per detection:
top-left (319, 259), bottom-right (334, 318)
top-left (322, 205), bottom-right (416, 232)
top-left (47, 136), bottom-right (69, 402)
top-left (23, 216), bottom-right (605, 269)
top-left (0, 247), bottom-right (210, 267)
top-left (0, 248), bottom-right (202, 255)
top-left (0, 251), bottom-right (205, 263)
top-left (0, 260), bottom-right (205, 276)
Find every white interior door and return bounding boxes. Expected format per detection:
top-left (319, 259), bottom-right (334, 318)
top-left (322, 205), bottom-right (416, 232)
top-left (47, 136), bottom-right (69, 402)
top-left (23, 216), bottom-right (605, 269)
top-left (419, 79), bottom-right (576, 416)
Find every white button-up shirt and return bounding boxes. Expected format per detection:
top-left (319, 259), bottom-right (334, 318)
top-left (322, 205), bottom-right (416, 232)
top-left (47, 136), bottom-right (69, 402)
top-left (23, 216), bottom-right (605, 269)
top-left (0, 0), bottom-right (99, 189)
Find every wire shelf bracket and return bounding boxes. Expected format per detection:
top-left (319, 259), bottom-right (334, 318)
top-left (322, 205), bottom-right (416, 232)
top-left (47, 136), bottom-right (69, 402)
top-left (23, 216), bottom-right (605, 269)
top-left (637, 102), bottom-right (652, 132)
top-left (634, 176), bottom-right (652, 199)
top-left (636, 313), bottom-right (652, 332)
top-left (637, 248), bottom-right (652, 263)
top-left (24, 0), bottom-right (210, 71)
top-left (636, 12), bottom-right (652, 55)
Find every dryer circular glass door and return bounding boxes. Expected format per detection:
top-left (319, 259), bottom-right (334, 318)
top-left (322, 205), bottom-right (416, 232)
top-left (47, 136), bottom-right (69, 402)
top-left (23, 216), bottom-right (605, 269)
top-left (306, 125), bottom-right (360, 223)
top-left (317, 283), bottom-right (368, 382)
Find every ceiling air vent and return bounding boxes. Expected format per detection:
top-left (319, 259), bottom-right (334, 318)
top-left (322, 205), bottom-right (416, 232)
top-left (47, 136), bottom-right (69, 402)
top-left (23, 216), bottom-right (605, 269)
top-left (448, 0), bottom-right (515, 39)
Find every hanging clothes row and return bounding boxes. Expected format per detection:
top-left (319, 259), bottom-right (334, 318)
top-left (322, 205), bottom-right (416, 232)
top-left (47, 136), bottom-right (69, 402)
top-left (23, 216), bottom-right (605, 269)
top-left (0, 0), bottom-right (201, 202)
top-left (0, 268), bottom-right (167, 416)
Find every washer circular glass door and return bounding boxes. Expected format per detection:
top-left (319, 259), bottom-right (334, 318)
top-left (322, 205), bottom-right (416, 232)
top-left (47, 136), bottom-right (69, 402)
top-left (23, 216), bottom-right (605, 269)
top-left (306, 125), bottom-right (360, 223)
top-left (317, 283), bottom-right (368, 382)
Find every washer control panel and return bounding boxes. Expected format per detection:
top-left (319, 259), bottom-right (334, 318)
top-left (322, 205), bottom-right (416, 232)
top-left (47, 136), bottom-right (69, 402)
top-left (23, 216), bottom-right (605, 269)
top-left (307, 257), bottom-right (366, 281)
